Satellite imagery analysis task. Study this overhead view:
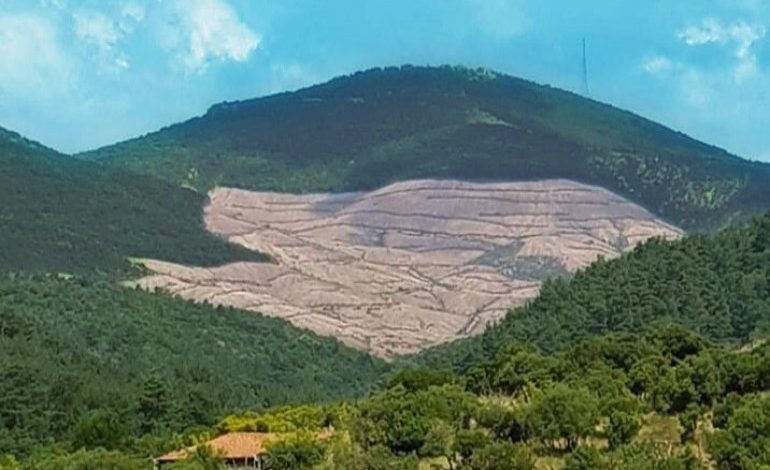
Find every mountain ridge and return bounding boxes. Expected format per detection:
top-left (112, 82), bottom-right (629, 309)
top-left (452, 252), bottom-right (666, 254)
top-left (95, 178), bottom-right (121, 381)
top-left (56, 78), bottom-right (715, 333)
top-left (78, 65), bottom-right (770, 231)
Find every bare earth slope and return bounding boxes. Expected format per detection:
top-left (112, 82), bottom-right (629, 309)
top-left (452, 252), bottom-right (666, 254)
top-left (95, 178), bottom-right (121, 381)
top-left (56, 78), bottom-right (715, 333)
top-left (139, 179), bottom-right (681, 357)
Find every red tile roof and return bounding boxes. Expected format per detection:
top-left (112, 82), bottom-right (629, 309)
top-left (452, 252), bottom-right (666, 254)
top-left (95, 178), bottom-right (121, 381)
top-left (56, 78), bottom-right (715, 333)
top-left (156, 432), bottom-right (278, 462)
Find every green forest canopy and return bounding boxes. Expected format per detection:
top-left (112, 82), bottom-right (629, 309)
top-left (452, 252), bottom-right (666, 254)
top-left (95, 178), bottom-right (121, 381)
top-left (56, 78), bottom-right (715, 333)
top-left (0, 127), bottom-right (267, 276)
top-left (0, 274), bottom-right (387, 457)
top-left (10, 320), bottom-right (770, 469)
top-left (82, 65), bottom-right (770, 231)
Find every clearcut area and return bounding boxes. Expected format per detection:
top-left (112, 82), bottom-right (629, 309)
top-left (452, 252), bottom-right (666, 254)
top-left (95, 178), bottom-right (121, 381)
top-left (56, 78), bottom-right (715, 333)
top-left (138, 179), bottom-right (681, 357)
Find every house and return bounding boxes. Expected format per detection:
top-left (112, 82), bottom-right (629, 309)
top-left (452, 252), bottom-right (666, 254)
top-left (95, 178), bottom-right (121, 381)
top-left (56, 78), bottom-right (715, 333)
top-left (155, 432), bottom-right (278, 469)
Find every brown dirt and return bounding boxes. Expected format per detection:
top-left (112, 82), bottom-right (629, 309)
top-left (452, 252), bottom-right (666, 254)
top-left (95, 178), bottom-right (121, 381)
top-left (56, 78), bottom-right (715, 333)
top-left (138, 179), bottom-right (681, 358)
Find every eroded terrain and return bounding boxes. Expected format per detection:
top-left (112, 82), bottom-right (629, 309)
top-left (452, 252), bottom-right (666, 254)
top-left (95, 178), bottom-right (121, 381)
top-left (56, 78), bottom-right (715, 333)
top-left (139, 179), bottom-right (681, 357)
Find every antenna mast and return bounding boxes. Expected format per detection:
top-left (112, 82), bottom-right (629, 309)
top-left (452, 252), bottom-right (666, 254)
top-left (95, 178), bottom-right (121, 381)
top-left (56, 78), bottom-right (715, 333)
top-left (581, 38), bottom-right (590, 96)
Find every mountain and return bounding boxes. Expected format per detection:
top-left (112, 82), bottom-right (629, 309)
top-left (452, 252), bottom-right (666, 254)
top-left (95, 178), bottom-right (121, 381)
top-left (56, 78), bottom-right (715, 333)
top-left (415, 213), bottom-right (770, 371)
top-left (0, 273), bottom-right (387, 456)
top-left (0, 127), bottom-right (267, 275)
top-left (81, 65), bottom-right (770, 231)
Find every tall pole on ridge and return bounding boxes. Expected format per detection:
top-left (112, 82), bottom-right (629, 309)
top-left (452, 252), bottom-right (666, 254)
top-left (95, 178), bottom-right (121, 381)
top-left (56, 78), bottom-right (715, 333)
top-left (582, 38), bottom-right (590, 96)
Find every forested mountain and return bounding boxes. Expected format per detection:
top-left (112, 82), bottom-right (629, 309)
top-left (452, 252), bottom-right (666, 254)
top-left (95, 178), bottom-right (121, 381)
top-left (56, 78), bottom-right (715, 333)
top-left (0, 127), bottom-right (266, 275)
top-left (82, 65), bottom-right (770, 230)
top-left (0, 274), bottom-right (386, 457)
top-left (5, 64), bottom-right (770, 469)
top-left (416, 213), bottom-right (770, 371)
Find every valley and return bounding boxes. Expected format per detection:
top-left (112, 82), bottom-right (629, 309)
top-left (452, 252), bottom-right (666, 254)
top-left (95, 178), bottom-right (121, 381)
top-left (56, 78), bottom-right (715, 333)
top-left (138, 178), bottom-right (679, 357)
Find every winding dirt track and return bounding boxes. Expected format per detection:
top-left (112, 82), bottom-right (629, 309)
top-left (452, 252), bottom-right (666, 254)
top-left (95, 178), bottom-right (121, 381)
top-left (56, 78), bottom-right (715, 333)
top-left (138, 179), bottom-right (681, 358)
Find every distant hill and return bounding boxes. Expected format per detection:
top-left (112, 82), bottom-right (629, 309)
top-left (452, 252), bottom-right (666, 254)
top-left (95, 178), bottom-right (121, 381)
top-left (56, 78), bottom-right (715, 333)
top-left (0, 127), bottom-right (267, 275)
top-left (81, 65), bottom-right (770, 231)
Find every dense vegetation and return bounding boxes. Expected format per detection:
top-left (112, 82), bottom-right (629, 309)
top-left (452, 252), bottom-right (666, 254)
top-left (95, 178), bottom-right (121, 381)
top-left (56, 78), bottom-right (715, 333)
top-left (82, 65), bottom-right (770, 230)
top-left (0, 274), bottom-right (387, 458)
top-left (9, 325), bottom-right (770, 469)
top-left (417, 213), bottom-right (770, 371)
top-left (0, 127), bottom-right (266, 275)
top-left (2, 215), bottom-right (770, 468)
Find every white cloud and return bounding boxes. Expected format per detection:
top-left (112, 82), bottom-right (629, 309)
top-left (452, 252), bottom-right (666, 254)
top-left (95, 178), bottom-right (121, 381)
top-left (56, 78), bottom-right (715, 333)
top-left (164, 0), bottom-right (261, 73)
top-left (642, 56), bottom-right (676, 76)
top-left (121, 1), bottom-right (145, 24)
top-left (0, 13), bottom-right (75, 99)
top-left (678, 18), bottom-right (766, 83)
top-left (679, 18), bottom-right (726, 46)
top-left (72, 9), bottom-right (129, 71)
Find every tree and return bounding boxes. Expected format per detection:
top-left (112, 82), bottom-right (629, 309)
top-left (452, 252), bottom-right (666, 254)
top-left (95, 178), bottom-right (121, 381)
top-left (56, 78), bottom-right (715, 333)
top-left (0, 456), bottom-right (19, 470)
top-left (707, 395), bottom-right (770, 469)
top-left (385, 369), bottom-right (460, 392)
top-left (606, 410), bottom-right (641, 449)
top-left (678, 403), bottom-right (701, 444)
top-left (136, 376), bottom-right (172, 434)
top-left (71, 410), bottom-right (128, 451)
top-left (453, 429), bottom-right (491, 464)
top-left (475, 404), bottom-right (526, 443)
top-left (265, 433), bottom-right (325, 470)
top-left (524, 385), bottom-right (600, 451)
top-left (490, 350), bottom-right (556, 398)
top-left (319, 444), bottom-right (419, 470)
top-left (563, 446), bottom-right (604, 470)
top-left (353, 385), bottom-right (476, 455)
top-left (685, 353), bottom-right (724, 406)
top-left (419, 419), bottom-right (456, 467)
top-left (565, 366), bottom-right (633, 415)
top-left (465, 442), bottom-right (534, 470)
top-left (628, 356), bottom-right (677, 412)
top-left (25, 448), bottom-right (147, 470)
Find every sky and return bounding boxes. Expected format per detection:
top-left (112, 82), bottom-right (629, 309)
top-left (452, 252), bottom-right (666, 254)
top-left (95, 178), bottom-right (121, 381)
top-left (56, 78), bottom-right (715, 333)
top-left (0, 1), bottom-right (769, 161)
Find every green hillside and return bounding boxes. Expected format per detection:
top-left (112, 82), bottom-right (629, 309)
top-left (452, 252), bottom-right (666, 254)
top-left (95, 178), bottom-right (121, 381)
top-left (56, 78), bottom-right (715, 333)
top-left (0, 127), bottom-right (267, 275)
top-left (9, 301), bottom-right (770, 468)
top-left (0, 274), bottom-right (387, 456)
top-left (82, 65), bottom-right (770, 231)
top-left (416, 213), bottom-right (770, 372)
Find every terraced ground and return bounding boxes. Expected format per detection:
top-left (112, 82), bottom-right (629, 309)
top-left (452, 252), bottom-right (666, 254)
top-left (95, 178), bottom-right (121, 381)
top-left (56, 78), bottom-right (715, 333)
top-left (138, 179), bottom-right (681, 357)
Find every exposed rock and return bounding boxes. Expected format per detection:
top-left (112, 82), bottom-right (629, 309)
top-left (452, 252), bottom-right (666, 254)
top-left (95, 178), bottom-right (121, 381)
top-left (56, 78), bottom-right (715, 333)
top-left (138, 179), bottom-right (681, 358)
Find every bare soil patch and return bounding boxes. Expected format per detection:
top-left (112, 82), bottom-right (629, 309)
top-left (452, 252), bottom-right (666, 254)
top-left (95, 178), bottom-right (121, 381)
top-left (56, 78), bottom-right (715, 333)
top-left (138, 179), bottom-right (681, 357)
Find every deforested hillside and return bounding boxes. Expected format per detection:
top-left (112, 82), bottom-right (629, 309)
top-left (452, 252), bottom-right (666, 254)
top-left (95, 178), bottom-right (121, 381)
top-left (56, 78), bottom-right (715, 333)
top-left (136, 179), bottom-right (680, 357)
top-left (82, 65), bottom-right (770, 231)
top-left (416, 213), bottom-right (770, 371)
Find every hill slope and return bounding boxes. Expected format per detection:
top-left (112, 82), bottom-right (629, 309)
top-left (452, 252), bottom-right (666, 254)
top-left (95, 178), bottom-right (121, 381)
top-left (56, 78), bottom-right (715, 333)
top-left (135, 179), bottom-right (680, 357)
top-left (82, 65), bottom-right (770, 231)
top-left (416, 213), bottom-right (770, 371)
top-left (0, 127), bottom-right (267, 275)
top-left (0, 274), bottom-right (387, 455)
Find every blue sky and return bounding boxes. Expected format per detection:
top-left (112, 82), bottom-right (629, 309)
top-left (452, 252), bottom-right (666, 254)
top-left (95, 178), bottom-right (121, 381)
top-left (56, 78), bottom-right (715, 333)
top-left (0, 1), bottom-right (768, 161)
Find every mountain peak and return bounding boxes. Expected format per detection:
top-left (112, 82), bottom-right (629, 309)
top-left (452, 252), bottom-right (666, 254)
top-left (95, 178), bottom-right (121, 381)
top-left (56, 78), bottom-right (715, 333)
top-left (80, 65), bottom-right (770, 231)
